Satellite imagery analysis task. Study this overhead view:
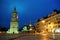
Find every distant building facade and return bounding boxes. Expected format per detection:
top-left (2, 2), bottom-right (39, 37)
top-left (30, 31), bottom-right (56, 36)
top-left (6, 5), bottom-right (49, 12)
top-left (35, 10), bottom-right (60, 32)
top-left (22, 25), bottom-right (28, 32)
top-left (28, 22), bottom-right (35, 32)
top-left (22, 22), bottom-right (35, 32)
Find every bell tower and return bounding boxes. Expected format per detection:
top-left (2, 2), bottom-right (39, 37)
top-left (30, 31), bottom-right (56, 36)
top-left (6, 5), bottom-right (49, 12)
top-left (7, 7), bottom-right (19, 34)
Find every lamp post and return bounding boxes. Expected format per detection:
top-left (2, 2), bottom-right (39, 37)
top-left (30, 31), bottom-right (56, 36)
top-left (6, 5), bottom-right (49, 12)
top-left (41, 20), bottom-right (46, 33)
top-left (52, 28), bottom-right (56, 40)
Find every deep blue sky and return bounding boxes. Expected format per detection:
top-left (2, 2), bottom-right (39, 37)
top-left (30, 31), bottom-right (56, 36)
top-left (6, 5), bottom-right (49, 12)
top-left (0, 0), bottom-right (60, 29)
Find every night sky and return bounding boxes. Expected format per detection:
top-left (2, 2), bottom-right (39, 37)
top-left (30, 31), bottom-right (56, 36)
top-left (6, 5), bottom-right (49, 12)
top-left (0, 0), bottom-right (60, 29)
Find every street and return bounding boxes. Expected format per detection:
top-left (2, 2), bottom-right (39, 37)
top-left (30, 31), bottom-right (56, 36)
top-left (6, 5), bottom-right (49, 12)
top-left (0, 32), bottom-right (60, 40)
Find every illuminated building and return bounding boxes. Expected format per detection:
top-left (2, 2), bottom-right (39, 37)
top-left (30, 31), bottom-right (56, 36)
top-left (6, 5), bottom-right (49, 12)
top-left (35, 10), bottom-right (60, 32)
top-left (22, 25), bottom-right (28, 32)
top-left (7, 7), bottom-right (19, 34)
top-left (0, 28), bottom-right (7, 34)
top-left (28, 21), bottom-right (34, 32)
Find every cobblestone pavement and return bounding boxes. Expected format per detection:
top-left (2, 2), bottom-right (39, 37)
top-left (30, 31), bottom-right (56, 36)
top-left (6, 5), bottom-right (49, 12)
top-left (0, 32), bottom-right (60, 40)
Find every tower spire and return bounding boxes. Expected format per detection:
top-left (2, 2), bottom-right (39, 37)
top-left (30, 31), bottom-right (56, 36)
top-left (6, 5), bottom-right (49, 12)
top-left (30, 21), bottom-right (32, 24)
top-left (14, 7), bottom-right (16, 13)
top-left (29, 21), bottom-right (32, 27)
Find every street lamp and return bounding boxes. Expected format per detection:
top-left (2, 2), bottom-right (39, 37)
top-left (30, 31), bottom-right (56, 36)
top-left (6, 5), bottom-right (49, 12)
top-left (41, 20), bottom-right (46, 33)
top-left (41, 20), bottom-right (45, 23)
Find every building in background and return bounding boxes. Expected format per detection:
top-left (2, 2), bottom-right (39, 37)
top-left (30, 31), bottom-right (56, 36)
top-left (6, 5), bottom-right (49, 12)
top-left (28, 21), bottom-right (34, 32)
top-left (22, 25), bottom-right (28, 32)
top-left (7, 7), bottom-right (19, 34)
top-left (35, 10), bottom-right (60, 32)
top-left (22, 21), bottom-right (35, 32)
top-left (0, 27), bottom-right (7, 34)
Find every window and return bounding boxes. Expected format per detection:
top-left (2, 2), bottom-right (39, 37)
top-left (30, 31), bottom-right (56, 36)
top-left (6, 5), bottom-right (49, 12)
top-left (56, 17), bottom-right (60, 20)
